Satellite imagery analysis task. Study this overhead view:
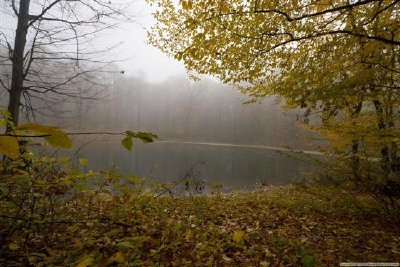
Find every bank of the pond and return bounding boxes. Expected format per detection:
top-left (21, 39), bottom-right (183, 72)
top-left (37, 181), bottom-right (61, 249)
top-left (2, 186), bottom-right (399, 266)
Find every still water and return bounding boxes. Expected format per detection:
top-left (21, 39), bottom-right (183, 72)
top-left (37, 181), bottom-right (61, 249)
top-left (73, 139), bottom-right (318, 192)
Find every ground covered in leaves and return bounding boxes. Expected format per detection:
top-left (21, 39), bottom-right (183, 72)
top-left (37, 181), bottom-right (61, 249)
top-left (2, 185), bottom-right (400, 266)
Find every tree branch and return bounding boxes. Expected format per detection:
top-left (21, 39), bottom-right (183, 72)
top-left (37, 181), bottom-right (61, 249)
top-left (11, 0), bottom-right (18, 16)
top-left (255, 0), bottom-right (382, 22)
top-left (28, 0), bottom-right (63, 26)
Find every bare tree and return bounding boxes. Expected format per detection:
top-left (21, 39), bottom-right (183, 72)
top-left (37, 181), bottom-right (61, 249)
top-left (0, 0), bottom-right (131, 128)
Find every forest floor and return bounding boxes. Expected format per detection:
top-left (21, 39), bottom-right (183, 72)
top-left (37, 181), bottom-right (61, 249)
top-left (3, 185), bottom-right (400, 266)
top-left (134, 185), bottom-right (400, 267)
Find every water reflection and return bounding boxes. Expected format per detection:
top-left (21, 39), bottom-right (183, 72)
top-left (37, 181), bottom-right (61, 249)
top-left (75, 141), bottom-right (317, 192)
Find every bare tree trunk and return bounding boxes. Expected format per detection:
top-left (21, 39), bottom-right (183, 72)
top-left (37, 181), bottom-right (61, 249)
top-left (373, 99), bottom-right (392, 177)
top-left (7, 0), bottom-right (31, 129)
top-left (350, 101), bottom-right (363, 182)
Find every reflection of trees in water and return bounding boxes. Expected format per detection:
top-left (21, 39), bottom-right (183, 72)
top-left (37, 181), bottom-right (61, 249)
top-left (75, 141), bottom-right (316, 191)
top-left (154, 160), bottom-right (206, 197)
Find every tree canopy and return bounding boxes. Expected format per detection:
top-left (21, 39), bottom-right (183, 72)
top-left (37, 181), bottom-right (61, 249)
top-left (148, 0), bottom-right (400, 200)
top-left (148, 0), bottom-right (399, 96)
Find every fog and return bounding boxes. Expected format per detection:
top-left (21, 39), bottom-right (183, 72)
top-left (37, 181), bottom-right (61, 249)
top-left (34, 74), bottom-right (320, 191)
top-left (45, 75), bottom-right (313, 147)
top-left (0, 39), bottom-right (320, 190)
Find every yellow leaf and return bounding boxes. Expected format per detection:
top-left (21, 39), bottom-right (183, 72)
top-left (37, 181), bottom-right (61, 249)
top-left (0, 136), bottom-right (19, 159)
top-left (76, 255), bottom-right (94, 267)
top-left (9, 242), bottom-right (19, 250)
top-left (181, 0), bottom-right (189, 10)
top-left (44, 130), bottom-right (72, 149)
top-left (79, 158), bottom-right (89, 166)
top-left (220, 3), bottom-right (230, 13)
top-left (97, 192), bottom-right (113, 202)
top-left (109, 252), bottom-right (125, 263)
top-left (233, 231), bottom-right (244, 244)
top-left (16, 123), bottom-right (72, 149)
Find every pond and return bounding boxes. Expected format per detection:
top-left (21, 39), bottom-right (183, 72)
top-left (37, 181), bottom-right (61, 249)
top-left (72, 139), bottom-right (319, 192)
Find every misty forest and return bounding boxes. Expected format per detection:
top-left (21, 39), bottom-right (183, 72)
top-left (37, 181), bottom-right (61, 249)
top-left (0, 0), bottom-right (399, 266)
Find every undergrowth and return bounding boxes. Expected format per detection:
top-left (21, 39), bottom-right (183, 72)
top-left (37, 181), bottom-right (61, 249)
top-left (0, 155), bottom-right (399, 266)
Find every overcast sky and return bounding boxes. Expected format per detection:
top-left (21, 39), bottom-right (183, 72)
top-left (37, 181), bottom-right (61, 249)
top-left (105, 0), bottom-right (186, 82)
top-left (0, 0), bottom-right (186, 83)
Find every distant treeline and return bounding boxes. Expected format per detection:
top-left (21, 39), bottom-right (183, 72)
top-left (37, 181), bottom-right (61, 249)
top-left (14, 74), bottom-right (318, 149)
